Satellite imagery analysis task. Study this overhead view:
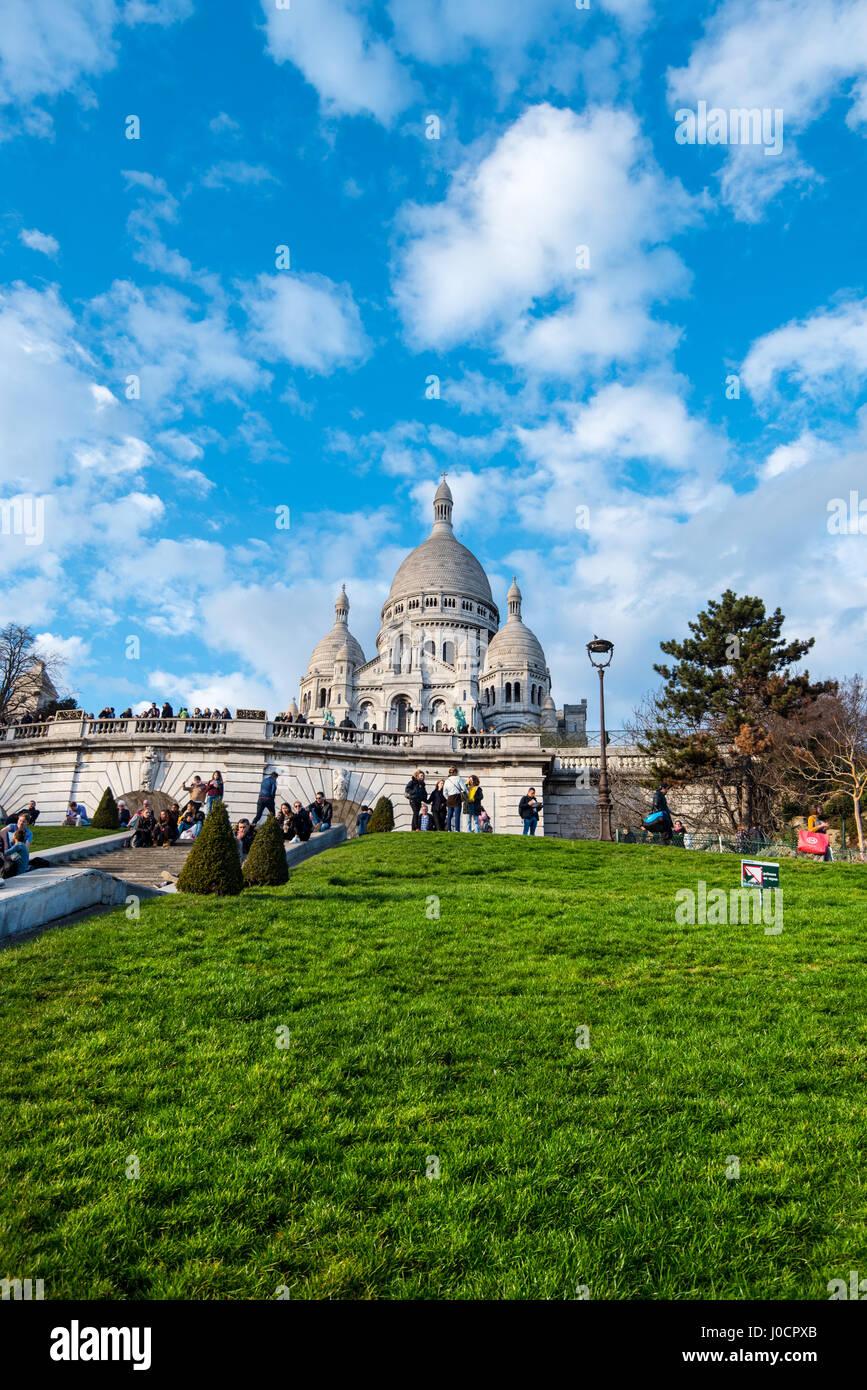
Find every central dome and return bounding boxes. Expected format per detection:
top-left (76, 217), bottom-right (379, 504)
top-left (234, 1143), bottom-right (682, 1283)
top-left (385, 476), bottom-right (495, 610)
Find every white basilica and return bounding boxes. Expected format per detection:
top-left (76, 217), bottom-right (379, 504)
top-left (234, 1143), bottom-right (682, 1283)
top-left (296, 477), bottom-right (587, 736)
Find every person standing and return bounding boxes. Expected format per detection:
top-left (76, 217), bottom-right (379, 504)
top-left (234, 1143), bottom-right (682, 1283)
top-left (356, 805), bottom-right (373, 836)
top-left (466, 776), bottom-right (484, 833)
top-left (252, 767), bottom-right (278, 826)
top-left (443, 766), bottom-right (467, 833)
top-left (651, 783), bottom-right (673, 846)
top-left (405, 769), bottom-right (428, 831)
top-left (519, 788), bottom-right (542, 836)
top-left (430, 779), bottom-right (447, 831)
top-left (182, 775), bottom-right (207, 810)
top-left (205, 770), bottom-right (224, 814)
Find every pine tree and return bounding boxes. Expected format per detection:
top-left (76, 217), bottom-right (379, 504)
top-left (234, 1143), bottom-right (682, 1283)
top-left (242, 813), bottom-right (289, 887)
top-left (177, 800), bottom-right (244, 896)
top-left (367, 796), bottom-right (395, 833)
top-left (91, 786), bottom-right (120, 830)
top-left (636, 590), bottom-right (834, 831)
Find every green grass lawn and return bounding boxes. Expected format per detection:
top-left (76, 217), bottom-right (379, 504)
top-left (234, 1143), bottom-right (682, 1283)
top-left (29, 826), bottom-right (120, 851)
top-left (1, 836), bottom-right (865, 1300)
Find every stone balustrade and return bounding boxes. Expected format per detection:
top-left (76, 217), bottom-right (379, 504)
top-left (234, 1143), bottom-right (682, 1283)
top-left (2, 718), bottom-right (515, 754)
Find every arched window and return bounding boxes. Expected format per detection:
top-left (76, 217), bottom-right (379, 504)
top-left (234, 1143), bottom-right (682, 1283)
top-left (442, 641), bottom-right (455, 664)
top-left (318, 688), bottom-right (327, 708)
top-left (359, 703), bottom-right (373, 731)
top-left (514, 681), bottom-right (521, 702)
top-left (505, 682), bottom-right (512, 703)
top-left (336, 694), bottom-right (341, 704)
top-left (425, 640), bottom-right (435, 656)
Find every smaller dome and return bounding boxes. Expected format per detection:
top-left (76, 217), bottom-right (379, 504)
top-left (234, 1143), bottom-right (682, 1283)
top-left (434, 475), bottom-right (453, 504)
top-left (542, 692), bottom-right (556, 710)
top-left (507, 575), bottom-right (521, 601)
top-left (287, 697), bottom-right (299, 715)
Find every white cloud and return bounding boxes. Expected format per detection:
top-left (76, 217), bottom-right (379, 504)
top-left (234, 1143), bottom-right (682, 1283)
top-left (260, 0), bottom-right (416, 125)
top-left (201, 160), bottom-right (279, 190)
top-left (0, 0), bottom-right (192, 136)
top-left (393, 104), bottom-right (697, 376)
top-left (209, 111), bottom-right (240, 135)
top-left (241, 271), bottom-right (369, 372)
top-left (19, 226), bottom-right (59, 256)
top-left (742, 297), bottom-right (867, 403)
top-left (667, 0), bottom-right (867, 218)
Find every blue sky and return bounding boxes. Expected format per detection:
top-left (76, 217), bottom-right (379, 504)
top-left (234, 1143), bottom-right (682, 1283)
top-left (1, 0), bottom-right (866, 726)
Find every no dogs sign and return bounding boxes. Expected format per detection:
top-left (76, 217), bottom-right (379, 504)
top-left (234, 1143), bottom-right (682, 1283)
top-left (741, 859), bottom-right (780, 890)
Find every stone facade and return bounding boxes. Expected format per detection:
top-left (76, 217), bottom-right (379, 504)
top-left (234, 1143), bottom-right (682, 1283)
top-left (0, 717), bottom-right (645, 834)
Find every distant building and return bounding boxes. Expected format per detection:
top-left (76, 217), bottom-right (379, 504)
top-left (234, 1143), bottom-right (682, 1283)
top-left (7, 660), bottom-right (58, 720)
top-left (299, 476), bottom-right (586, 737)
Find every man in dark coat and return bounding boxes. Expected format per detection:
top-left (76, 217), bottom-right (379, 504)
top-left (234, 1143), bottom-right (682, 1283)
top-left (252, 768), bottom-right (278, 826)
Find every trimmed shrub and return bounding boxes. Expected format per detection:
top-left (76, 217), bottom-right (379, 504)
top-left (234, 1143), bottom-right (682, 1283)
top-left (177, 800), bottom-right (244, 896)
top-left (243, 813), bottom-right (289, 888)
top-left (91, 786), bottom-right (120, 830)
top-left (367, 796), bottom-right (395, 833)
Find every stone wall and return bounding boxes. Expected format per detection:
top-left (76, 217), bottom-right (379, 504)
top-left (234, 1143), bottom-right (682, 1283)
top-left (0, 719), bottom-right (648, 837)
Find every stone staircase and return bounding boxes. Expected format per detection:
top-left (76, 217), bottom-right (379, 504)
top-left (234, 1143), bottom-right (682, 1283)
top-left (81, 842), bottom-right (194, 890)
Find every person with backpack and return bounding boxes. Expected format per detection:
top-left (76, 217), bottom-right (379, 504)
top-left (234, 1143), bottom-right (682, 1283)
top-left (443, 766), bottom-right (467, 832)
top-left (645, 784), bottom-right (673, 845)
top-left (519, 788), bottom-right (542, 835)
top-left (405, 769), bottom-right (428, 830)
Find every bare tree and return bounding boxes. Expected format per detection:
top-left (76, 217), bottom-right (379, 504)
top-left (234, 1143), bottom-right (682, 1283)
top-left (788, 676), bottom-right (867, 859)
top-left (0, 624), bottom-right (66, 725)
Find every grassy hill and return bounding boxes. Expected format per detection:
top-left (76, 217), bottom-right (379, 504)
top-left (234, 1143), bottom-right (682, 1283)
top-left (1, 836), bottom-right (865, 1299)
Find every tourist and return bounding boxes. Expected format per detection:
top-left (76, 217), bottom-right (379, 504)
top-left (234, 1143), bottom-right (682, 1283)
top-left (234, 819), bottom-right (255, 860)
top-left (167, 801), bottom-right (181, 832)
top-left (1, 829), bottom-right (30, 879)
top-left (479, 809), bottom-right (493, 833)
top-left (178, 706), bottom-right (189, 719)
top-left (64, 800), bottom-right (89, 826)
top-left (443, 766), bottom-right (467, 832)
top-left (119, 707), bottom-right (133, 719)
top-left (7, 800), bottom-right (39, 826)
top-left (291, 801), bottom-right (313, 843)
top-left (277, 803), bottom-right (295, 839)
top-left (221, 708), bottom-right (232, 720)
top-left (356, 805), bottom-right (372, 836)
top-left (466, 775), bottom-right (484, 833)
top-left (430, 779), bottom-right (447, 831)
top-left (153, 810), bottom-right (178, 846)
top-left (182, 775), bottom-right (207, 808)
top-left (405, 769), bottom-right (428, 831)
top-left (204, 770), bottom-right (224, 814)
top-left (177, 806), bottom-right (204, 841)
top-left (419, 803), bottom-right (432, 832)
top-left (1, 815), bottom-right (33, 853)
top-left (129, 803), bottom-right (156, 847)
top-left (649, 783), bottom-right (673, 846)
top-left (308, 791), bottom-right (333, 832)
top-left (519, 788), bottom-right (542, 835)
top-left (161, 701), bottom-right (173, 718)
top-left (116, 799), bottom-right (131, 827)
top-left (252, 767), bottom-right (278, 826)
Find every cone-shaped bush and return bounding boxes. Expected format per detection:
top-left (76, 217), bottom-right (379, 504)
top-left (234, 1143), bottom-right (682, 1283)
top-left (367, 795), bottom-right (394, 833)
top-left (91, 786), bottom-right (120, 830)
top-left (242, 812), bottom-right (289, 888)
top-left (177, 800), bottom-right (244, 896)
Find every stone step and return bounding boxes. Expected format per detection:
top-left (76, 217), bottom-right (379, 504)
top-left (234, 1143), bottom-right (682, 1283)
top-left (82, 843), bottom-right (195, 889)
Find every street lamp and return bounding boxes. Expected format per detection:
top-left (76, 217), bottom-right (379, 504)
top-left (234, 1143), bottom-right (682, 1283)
top-left (586, 636), bottom-right (614, 842)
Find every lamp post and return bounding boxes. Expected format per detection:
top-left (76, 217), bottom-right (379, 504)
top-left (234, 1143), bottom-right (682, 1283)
top-left (586, 636), bottom-right (614, 842)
